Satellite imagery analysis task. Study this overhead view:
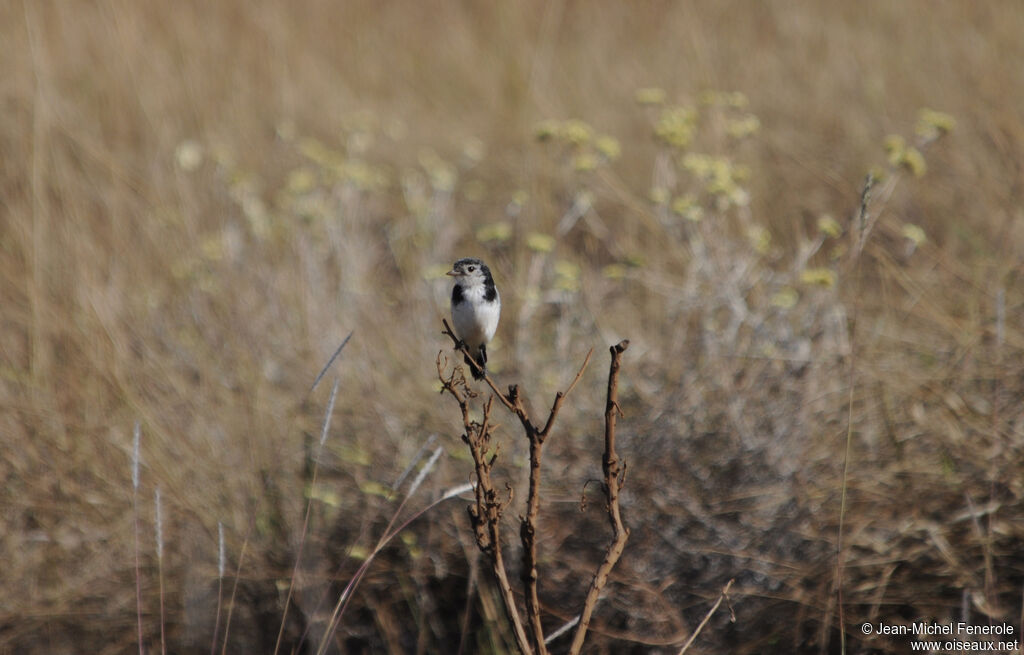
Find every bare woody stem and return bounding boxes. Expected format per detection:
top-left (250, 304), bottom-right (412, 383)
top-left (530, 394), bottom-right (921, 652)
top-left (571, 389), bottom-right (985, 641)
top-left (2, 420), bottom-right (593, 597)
top-left (569, 340), bottom-right (631, 655)
top-left (437, 354), bottom-right (532, 653)
top-left (517, 353), bottom-right (591, 655)
top-left (472, 400), bottom-right (531, 653)
top-left (440, 323), bottom-right (614, 655)
top-left (519, 417), bottom-right (548, 654)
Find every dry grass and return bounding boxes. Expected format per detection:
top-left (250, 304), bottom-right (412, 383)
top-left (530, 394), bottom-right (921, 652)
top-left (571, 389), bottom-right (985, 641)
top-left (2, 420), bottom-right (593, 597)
top-left (3, 1), bottom-right (1024, 653)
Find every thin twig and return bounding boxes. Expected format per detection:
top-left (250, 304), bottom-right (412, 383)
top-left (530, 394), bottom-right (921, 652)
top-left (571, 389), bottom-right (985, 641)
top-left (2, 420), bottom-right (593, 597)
top-left (677, 579), bottom-right (736, 655)
top-left (539, 349), bottom-right (593, 440)
top-left (569, 340), bottom-right (631, 655)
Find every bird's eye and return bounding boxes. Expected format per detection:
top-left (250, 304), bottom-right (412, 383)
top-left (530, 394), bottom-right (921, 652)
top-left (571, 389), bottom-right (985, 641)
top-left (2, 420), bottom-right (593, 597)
top-left (468, 266), bottom-right (475, 272)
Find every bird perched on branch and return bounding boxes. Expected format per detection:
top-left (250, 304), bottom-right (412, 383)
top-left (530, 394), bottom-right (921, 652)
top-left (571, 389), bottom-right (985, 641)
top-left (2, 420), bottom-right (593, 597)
top-left (448, 257), bottom-right (500, 380)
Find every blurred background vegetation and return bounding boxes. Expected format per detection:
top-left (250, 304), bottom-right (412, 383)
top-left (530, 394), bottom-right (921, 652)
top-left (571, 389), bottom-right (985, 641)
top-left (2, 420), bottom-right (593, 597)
top-left (3, 1), bottom-right (1024, 653)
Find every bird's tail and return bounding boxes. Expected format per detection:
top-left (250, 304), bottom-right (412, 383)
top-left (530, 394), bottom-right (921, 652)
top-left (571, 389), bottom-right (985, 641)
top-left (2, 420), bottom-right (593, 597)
top-left (464, 345), bottom-right (487, 380)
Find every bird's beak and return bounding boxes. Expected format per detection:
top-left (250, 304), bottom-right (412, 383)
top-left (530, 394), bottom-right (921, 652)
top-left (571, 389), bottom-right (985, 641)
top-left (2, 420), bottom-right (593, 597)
top-left (446, 270), bottom-right (457, 277)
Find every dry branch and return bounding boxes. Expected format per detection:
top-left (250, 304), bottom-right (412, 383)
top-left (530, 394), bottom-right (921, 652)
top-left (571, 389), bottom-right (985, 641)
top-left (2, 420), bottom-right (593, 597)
top-left (436, 353), bottom-right (532, 653)
top-left (568, 340), bottom-right (631, 654)
top-left (440, 322), bottom-right (631, 655)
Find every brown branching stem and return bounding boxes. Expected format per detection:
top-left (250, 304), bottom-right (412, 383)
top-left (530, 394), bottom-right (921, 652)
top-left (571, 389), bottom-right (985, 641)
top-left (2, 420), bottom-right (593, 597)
top-left (568, 340), bottom-right (631, 655)
top-left (440, 320), bottom-right (603, 654)
top-left (437, 353), bottom-right (531, 653)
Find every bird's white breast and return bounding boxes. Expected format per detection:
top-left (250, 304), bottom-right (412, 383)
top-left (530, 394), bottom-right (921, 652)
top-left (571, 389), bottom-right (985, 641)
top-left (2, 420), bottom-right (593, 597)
top-left (452, 284), bottom-right (500, 349)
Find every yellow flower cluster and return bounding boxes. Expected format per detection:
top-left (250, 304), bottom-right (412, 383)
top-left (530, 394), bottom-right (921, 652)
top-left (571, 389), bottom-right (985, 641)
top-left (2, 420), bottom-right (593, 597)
top-left (526, 232), bottom-right (556, 253)
top-left (800, 268), bottom-right (837, 287)
top-left (682, 153), bottom-right (750, 207)
top-left (746, 225), bottom-right (772, 254)
top-left (699, 90), bottom-right (749, 108)
top-left (298, 136), bottom-right (389, 191)
top-left (654, 105), bottom-right (699, 148)
top-left (817, 215), bottom-right (842, 239)
top-left (915, 108), bottom-right (956, 141)
top-left (884, 135), bottom-right (927, 177)
top-left (634, 87), bottom-right (667, 105)
top-left (771, 287), bottom-right (799, 309)
top-left (670, 194), bottom-right (704, 222)
top-left (477, 222), bottom-right (513, 243)
top-left (535, 118), bottom-right (621, 171)
top-left (553, 260), bottom-right (581, 292)
top-left (726, 115), bottom-right (761, 139)
top-left (901, 223), bottom-right (927, 247)
top-left (418, 150), bottom-right (458, 192)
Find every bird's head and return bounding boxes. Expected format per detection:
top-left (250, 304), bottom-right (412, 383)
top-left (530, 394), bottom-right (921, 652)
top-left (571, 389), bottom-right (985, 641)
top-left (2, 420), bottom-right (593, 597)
top-left (447, 258), bottom-right (490, 284)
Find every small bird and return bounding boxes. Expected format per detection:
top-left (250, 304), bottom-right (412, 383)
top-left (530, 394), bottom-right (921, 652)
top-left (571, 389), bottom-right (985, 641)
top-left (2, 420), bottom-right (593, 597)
top-left (448, 257), bottom-right (501, 380)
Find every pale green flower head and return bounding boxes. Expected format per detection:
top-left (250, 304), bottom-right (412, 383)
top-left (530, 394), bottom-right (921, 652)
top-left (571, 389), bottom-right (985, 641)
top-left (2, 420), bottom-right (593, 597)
top-left (817, 215), bottom-right (842, 239)
top-left (526, 232), bottom-right (555, 253)
top-left (800, 268), bottom-right (837, 288)
top-left (655, 105), bottom-right (698, 148)
top-left (902, 223), bottom-right (927, 246)
top-left (477, 222), bottom-right (513, 243)
top-left (595, 135), bottom-right (621, 160)
top-left (561, 119), bottom-right (594, 145)
top-left (916, 108), bottom-right (956, 140)
top-left (635, 87), bottom-right (667, 105)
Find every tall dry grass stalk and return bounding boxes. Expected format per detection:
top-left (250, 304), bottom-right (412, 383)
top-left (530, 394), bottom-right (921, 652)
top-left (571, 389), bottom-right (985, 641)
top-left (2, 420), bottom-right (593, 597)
top-left (132, 422), bottom-right (144, 655)
top-left (274, 377), bottom-right (340, 655)
top-left (315, 439), bottom-right (451, 654)
top-left (835, 173), bottom-right (874, 654)
top-left (210, 521), bottom-right (224, 655)
top-left (155, 487), bottom-right (166, 655)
